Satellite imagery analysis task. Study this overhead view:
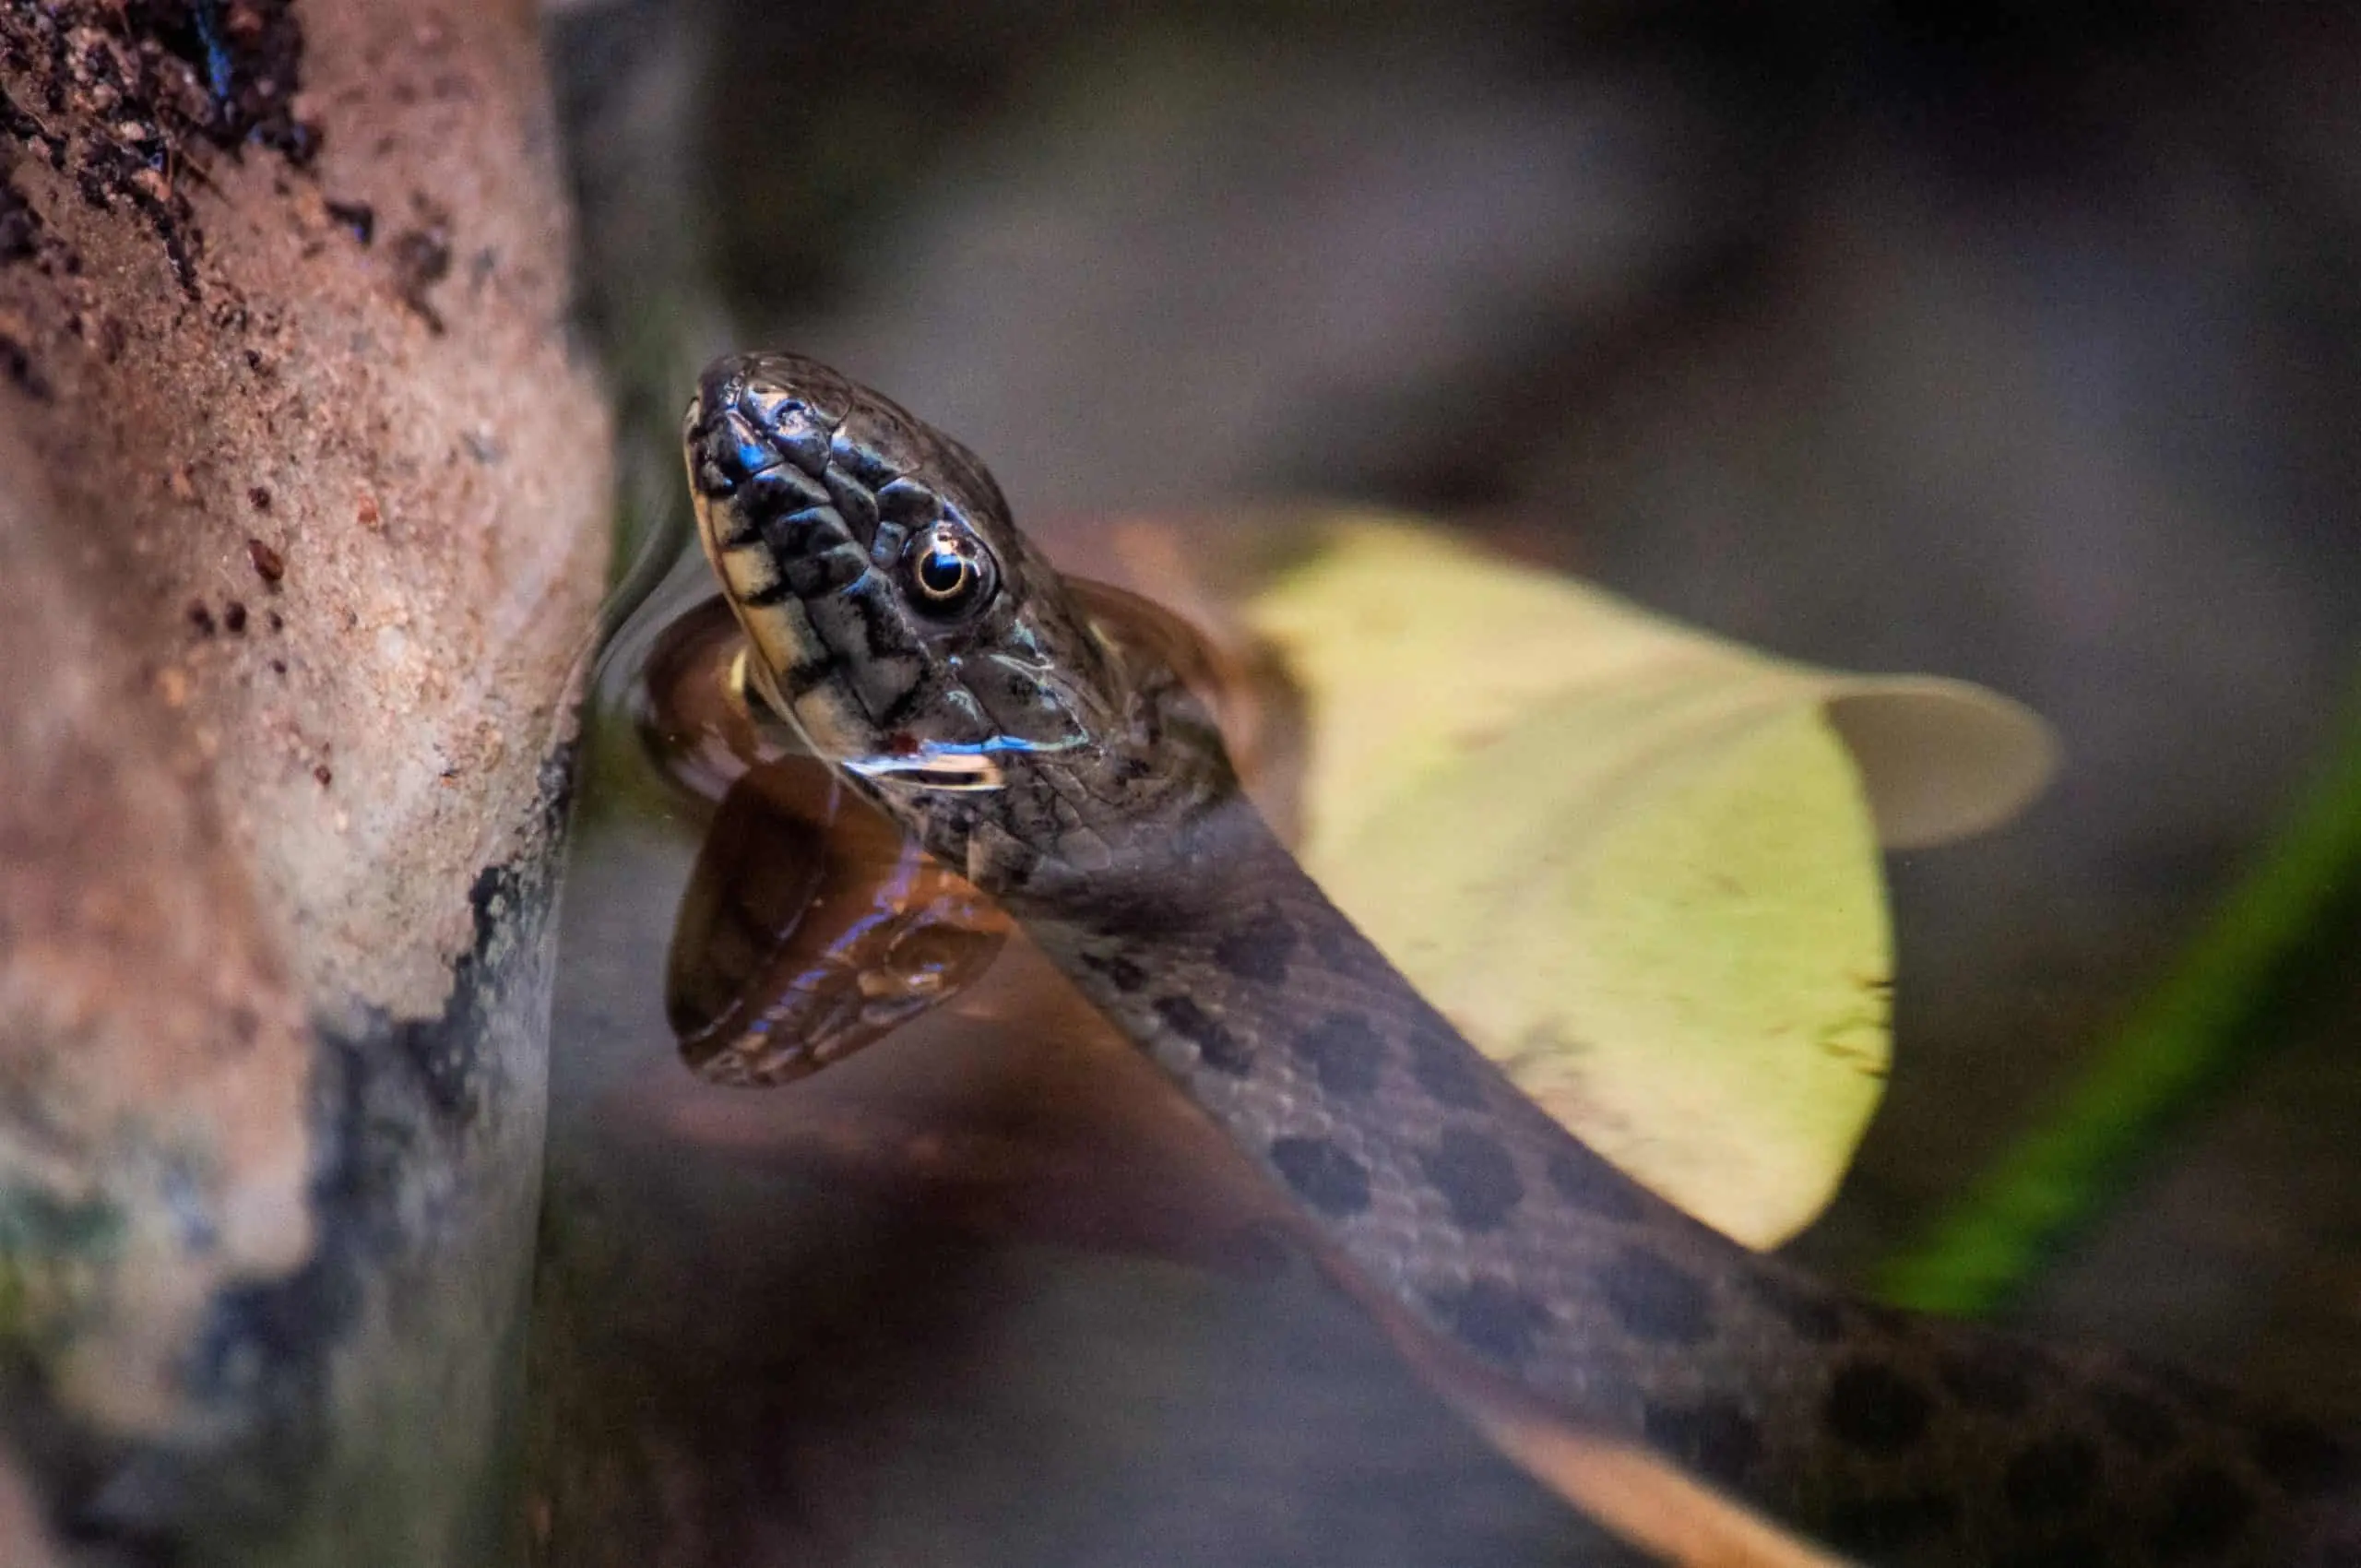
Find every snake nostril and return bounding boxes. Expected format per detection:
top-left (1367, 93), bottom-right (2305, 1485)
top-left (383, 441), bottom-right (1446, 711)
top-left (735, 385), bottom-right (836, 475)
top-left (740, 383), bottom-right (803, 426)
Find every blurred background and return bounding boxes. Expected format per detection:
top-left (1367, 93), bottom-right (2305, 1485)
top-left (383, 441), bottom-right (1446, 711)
top-left (540, 3), bottom-right (2361, 1563)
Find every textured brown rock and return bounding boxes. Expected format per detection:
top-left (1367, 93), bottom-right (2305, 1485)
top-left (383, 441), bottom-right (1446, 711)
top-left (0, 0), bottom-right (603, 1020)
top-left (0, 417), bottom-right (314, 1433)
top-left (0, 0), bottom-right (607, 1560)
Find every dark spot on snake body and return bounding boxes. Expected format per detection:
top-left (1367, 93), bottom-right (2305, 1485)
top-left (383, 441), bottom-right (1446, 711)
top-left (1420, 1129), bottom-right (1524, 1231)
top-left (2004, 1433), bottom-right (2101, 1518)
top-left (1154, 995), bottom-right (1252, 1075)
top-left (1597, 1245), bottom-right (1711, 1345)
top-left (1824, 1360), bottom-right (1932, 1455)
top-left (1406, 1023), bottom-right (1484, 1110)
top-left (1212, 904), bottom-right (1297, 984)
top-left (1082, 950), bottom-right (1148, 992)
top-left (1427, 1278), bottom-right (1552, 1364)
top-left (2147, 1464), bottom-right (2254, 1560)
top-left (2094, 1382), bottom-right (2181, 1456)
top-left (2252, 1417), bottom-right (2352, 1498)
top-left (1545, 1147), bottom-right (1643, 1222)
top-left (1269, 1136), bottom-right (1370, 1218)
top-left (1821, 1491), bottom-right (1958, 1555)
top-left (1307, 919), bottom-right (1362, 971)
top-left (1296, 1012), bottom-right (1382, 1097)
top-left (1642, 1396), bottom-right (1761, 1487)
top-left (1738, 1265), bottom-right (1844, 1343)
top-left (1937, 1341), bottom-right (2047, 1416)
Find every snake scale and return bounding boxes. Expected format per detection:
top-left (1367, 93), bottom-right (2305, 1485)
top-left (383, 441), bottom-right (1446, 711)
top-left (682, 350), bottom-right (2357, 1565)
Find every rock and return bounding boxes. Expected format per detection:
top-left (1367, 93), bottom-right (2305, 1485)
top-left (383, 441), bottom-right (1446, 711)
top-left (0, 1), bottom-right (608, 1561)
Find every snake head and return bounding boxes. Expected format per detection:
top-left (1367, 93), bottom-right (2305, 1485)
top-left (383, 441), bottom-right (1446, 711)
top-left (683, 351), bottom-right (1194, 880)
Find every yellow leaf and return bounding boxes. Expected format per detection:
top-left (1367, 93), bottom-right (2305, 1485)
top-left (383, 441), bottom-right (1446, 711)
top-left (1247, 517), bottom-right (2051, 1246)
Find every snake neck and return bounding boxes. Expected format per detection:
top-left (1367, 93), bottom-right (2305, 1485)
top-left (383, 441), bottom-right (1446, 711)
top-left (1001, 786), bottom-right (2356, 1567)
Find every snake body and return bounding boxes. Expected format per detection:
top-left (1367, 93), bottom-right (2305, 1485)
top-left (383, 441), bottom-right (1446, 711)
top-left (682, 351), bottom-right (2356, 1565)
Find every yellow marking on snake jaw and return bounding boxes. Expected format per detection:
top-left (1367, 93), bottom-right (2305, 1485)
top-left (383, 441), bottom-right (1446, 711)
top-left (721, 545), bottom-right (785, 608)
top-left (724, 607), bottom-right (867, 763)
top-left (732, 600), bottom-right (808, 681)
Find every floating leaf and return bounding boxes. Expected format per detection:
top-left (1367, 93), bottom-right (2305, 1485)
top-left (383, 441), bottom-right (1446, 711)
top-left (1244, 517), bottom-right (2052, 1246)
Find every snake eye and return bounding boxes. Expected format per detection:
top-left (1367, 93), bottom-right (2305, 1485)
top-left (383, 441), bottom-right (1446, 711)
top-left (901, 523), bottom-right (998, 621)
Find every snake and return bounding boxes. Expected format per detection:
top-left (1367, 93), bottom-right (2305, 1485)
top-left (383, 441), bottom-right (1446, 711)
top-left (680, 350), bottom-right (2357, 1565)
